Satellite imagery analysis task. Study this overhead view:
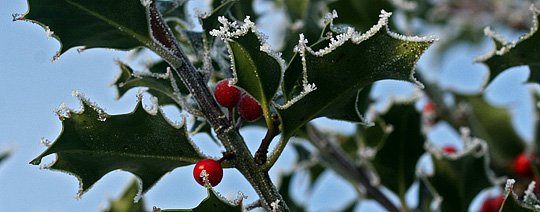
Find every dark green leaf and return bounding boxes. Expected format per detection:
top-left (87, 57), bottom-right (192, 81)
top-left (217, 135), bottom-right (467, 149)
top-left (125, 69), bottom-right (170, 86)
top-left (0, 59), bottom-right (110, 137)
top-left (328, 0), bottom-right (394, 31)
top-left (499, 181), bottom-right (536, 212)
top-left (201, 0), bottom-right (235, 48)
top-left (277, 10), bottom-right (434, 139)
top-left (23, 0), bottom-right (152, 56)
top-left (423, 141), bottom-right (493, 212)
top-left (30, 96), bottom-right (204, 197)
top-left (456, 94), bottom-right (525, 176)
top-left (102, 179), bottom-right (146, 212)
top-left (111, 62), bottom-right (188, 111)
top-left (475, 6), bottom-right (540, 86)
top-left (371, 100), bottom-right (425, 202)
top-left (160, 187), bottom-right (243, 211)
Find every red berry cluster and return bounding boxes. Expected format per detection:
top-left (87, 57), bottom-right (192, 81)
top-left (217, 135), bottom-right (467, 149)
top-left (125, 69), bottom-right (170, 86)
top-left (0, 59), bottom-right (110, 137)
top-left (214, 78), bottom-right (263, 122)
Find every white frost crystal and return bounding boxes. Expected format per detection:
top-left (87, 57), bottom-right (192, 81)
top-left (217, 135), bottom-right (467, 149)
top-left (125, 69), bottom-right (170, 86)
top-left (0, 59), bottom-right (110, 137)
top-left (44, 26), bottom-right (54, 40)
top-left (523, 180), bottom-right (539, 206)
top-left (474, 5), bottom-right (540, 64)
top-left (270, 199), bottom-right (280, 212)
top-left (277, 10), bottom-right (435, 110)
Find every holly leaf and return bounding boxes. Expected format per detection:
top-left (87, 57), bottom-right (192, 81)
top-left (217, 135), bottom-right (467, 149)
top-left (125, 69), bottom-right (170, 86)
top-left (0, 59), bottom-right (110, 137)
top-left (370, 99), bottom-right (425, 202)
top-left (22, 0), bottom-right (152, 57)
top-left (111, 61), bottom-right (190, 111)
top-left (475, 6), bottom-right (540, 86)
top-left (423, 140), bottom-right (493, 212)
top-left (30, 96), bottom-right (205, 198)
top-left (210, 17), bottom-right (285, 124)
top-left (102, 179), bottom-right (146, 212)
top-left (456, 94), bottom-right (525, 176)
top-left (159, 187), bottom-right (243, 212)
top-left (277, 10), bottom-right (434, 139)
top-left (498, 180), bottom-right (537, 212)
top-left (328, 0), bottom-right (394, 31)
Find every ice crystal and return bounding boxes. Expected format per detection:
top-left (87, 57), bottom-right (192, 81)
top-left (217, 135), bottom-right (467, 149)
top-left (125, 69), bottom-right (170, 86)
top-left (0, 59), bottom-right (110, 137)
top-left (39, 137), bottom-right (52, 147)
top-left (474, 5), bottom-right (540, 63)
top-left (210, 16), bottom-right (286, 76)
top-left (133, 177), bottom-right (144, 203)
top-left (53, 102), bottom-right (71, 118)
top-left (44, 26), bottom-right (54, 40)
top-left (270, 199), bottom-right (280, 212)
top-left (523, 180), bottom-right (539, 206)
top-left (71, 90), bottom-right (109, 122)
top-left (503, 179), bottom-right (516, 199)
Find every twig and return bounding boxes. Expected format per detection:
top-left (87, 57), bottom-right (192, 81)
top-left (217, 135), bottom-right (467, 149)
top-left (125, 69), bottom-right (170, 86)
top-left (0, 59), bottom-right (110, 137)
top-left (146, 3), bottom-right (289, 211)
top-left (255, 114), bottom-right (281, 165)
top-left (306, 124), bottom-right (400, 212)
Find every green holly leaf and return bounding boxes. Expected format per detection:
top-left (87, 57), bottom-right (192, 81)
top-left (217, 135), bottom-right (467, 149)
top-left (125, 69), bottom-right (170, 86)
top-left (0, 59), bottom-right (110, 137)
top-left (210, 17), bottom-right (285, 125)
top-left (456, 94), bottom-right (525, 176)
top-left (423, 137), bottom-right (494, 212)
top-left (112, 61), bottom-right (190, 112)
top-left (159, 187), bottom-right (243, 212)
top-left (475, 6), bottom-right (540, 86)
top-left (30, 95), bottom-right (205, 198)
top-left (277, 10), bottom-right (434, 139)
top-left (328, 0), bottom-right (394, 31)
top-left (201, 0), bottom-right (235, 47)
top-left (102, 179), bottom-right (146, 212)
top-left (22, 0), bottom-right (153, 57)
top-left (498, 180), bottom-right (537, 212)
top-left (370, 99), bottom-right (425, 204)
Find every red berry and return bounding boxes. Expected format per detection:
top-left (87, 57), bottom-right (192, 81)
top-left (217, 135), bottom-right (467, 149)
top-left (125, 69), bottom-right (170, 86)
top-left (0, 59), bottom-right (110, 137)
top-left (514, 152), bottom-right (534, 177)
top-left (481, 195), bottom-right (504, 212)
top-left (238, 94), bottom-right (263, 122)
top-left (193, 159), bottom-right (223, 187)
top-left (214, 79), bottom-right (242, 108)
top-left (424, 101), bottom-right (435, 113)
top-left (442, 146), bottom-right (457, 154)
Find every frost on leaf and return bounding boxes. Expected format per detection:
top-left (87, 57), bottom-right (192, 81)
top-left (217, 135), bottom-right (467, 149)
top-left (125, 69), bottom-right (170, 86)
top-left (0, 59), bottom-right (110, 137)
top-left (29, 95), bottom-right (204, 199)
top-left (475, 5), bottom-right (540, 86)
top-left (210, 16), bottom-right (285, 123)
top-left (157, 187), bottom-right (243, 211)
top-left (277, 10), bottom-right (434, 139)
top-left (421, 128), bottom-right (499, 212)
top-left (111, 61), bottom-right (193, 113)
top-left (497, 179), bottom-right (538, 211)
top-left (22, 0), bottom-right (153, 56)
